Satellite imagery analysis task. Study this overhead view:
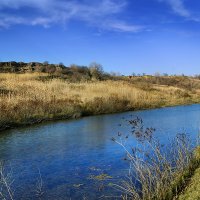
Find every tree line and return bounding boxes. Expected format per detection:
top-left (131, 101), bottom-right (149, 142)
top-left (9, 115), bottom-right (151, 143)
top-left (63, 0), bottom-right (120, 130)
top-left (0, 61), bottom-right (109, 81)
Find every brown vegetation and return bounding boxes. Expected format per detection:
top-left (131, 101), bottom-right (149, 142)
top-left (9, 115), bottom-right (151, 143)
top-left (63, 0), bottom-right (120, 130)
top-left (0, 61), bottom-right (109, 81)
top-left (0, 72), bottom-right (200, 131)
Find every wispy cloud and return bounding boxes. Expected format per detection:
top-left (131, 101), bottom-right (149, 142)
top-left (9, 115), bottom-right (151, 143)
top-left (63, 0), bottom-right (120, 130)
top-left (0, 0), bottom-right (143, 32)
top-left (159, 0), bottom-right (190, 17)
top-left (103, 20), bottom-right (144, 32)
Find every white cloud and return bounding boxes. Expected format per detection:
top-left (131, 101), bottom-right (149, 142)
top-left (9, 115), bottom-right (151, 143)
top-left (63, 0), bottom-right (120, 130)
top-left (159, 0), bottom-right (190, 17)
top-left (0, 0), bottom-right (143, 33)
top-left (0, 0), bottom-right (52, 10)
top-left (104, 21), bottom-right (144, 32)
top-left (0, 15), bottom-right (27, 28)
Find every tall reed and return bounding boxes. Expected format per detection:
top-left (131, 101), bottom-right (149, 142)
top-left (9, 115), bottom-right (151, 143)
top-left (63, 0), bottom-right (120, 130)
top-left (112, 118), bottom-right (200, 200)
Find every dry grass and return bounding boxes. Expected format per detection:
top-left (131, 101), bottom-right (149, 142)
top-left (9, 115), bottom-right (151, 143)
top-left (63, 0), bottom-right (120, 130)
top-left (0, 73), bottom-right (200, 130)
top-left (112, 118), bottom-right (200, 200)
top-left (0, 161), bottom-right (14, 200)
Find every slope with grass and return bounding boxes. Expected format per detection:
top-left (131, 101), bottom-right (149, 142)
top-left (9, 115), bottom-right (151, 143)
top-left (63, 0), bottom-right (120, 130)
top-left (1, 73), bottom-right (200, 131)
top-left (178, 147), bottom-right (200, 200)
top-left (178, 168), bottom-right (200, 200)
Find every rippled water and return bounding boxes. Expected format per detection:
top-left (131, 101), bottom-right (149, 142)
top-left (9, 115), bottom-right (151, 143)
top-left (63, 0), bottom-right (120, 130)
top-left (0, 104), bottom-right (200, 199)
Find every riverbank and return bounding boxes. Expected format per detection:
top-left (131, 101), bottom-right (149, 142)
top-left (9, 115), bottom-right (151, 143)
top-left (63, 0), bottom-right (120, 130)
top-left (177, 147), bottom-right (200, 200)
top-left (178, 167), bottom-right (200, 200)
top-left (1, 73), bottom-right (200, 132)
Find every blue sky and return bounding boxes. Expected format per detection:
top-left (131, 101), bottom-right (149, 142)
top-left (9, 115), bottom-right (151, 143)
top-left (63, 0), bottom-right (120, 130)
top-left (0, 0), bottom-right (200, 75)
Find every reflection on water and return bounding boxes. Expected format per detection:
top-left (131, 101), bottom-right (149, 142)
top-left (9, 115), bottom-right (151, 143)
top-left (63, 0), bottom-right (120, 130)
top-left (0, 104), bottom-right (200, 199)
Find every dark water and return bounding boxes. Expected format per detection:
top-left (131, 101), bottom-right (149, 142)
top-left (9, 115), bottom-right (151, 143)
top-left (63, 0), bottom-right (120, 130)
top-left (0, 104), bottom-right (200, 199)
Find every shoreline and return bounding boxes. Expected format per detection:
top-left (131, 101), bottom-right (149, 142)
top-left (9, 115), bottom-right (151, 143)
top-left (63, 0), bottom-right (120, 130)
top-left (1, 101), bottom-right (198, 133)
top-left (1, 73), bottom-right (200, 134)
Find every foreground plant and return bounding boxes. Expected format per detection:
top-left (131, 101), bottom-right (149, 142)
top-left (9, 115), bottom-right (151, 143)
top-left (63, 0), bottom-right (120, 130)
top-left (112, 117), bottom-right (200, 200)
top-left (0, 161), bottom-right (14, 200)
top-left (0, 162), bottom-right (44, 200)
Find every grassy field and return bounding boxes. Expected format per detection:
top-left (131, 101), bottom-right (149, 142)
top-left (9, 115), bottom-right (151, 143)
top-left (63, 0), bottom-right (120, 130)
top-left (1, 73), bottom-right (200, 130)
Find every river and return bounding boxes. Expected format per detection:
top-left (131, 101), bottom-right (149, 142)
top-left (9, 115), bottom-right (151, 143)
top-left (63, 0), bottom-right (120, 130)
top-left (0, 104), bottom-right (200, 199)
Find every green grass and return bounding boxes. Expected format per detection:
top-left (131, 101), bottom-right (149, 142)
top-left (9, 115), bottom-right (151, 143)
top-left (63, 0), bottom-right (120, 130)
top-left (178, 168), bottom-right (200, 200)
top-left (178, 147), bottom-right (200, 200)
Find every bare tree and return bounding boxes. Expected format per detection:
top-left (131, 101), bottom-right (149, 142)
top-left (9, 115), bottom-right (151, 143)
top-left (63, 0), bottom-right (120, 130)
top-left (89, 62), bottom-right (104, 80)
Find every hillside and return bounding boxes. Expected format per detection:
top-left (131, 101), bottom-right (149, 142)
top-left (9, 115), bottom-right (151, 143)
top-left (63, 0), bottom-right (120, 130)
top-left (0, 61), bottom-right (108, 81)
top-left (0, 61), bottom-right (65, 73)
top-left (1, 70), bottom-right (200, 132)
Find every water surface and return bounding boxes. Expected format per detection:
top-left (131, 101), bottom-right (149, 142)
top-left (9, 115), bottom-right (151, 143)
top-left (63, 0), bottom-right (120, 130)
top-left (0, 104), bottom-right (200, 199)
